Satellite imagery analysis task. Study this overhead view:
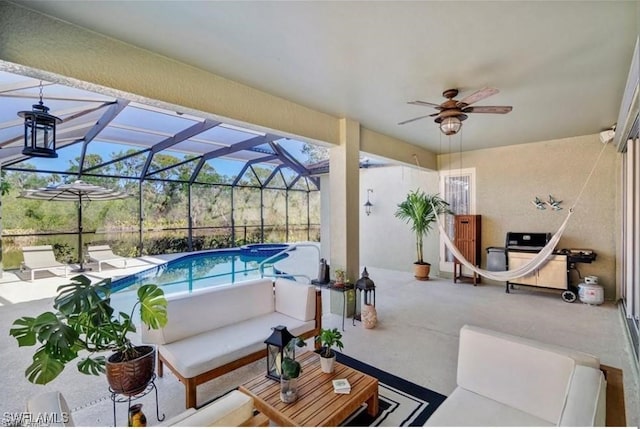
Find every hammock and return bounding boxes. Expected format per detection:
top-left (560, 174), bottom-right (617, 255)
top-left (435, 209), bottom-right (573, 282)
top-left (433, 139), bottom-right (609, 282)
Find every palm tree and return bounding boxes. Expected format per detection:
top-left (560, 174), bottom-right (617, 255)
top-left (395, 190), bottom-right (451, 265)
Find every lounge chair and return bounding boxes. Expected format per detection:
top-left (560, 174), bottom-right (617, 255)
top-left (22, 245), bottom-right (69, 281)
top-left (87, 245), bottom-right (128, 272)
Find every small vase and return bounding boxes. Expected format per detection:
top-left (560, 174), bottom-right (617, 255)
top-left (362, 304), bottom-right (377, 329)
top-left (280, 376), bottom-right (299, 403)
top-left (128, 404), bottom-right (146, 427)
top-left (320, 354), bottom-right (336, 373)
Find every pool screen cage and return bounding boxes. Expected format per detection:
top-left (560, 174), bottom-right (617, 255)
top-left (0, 69), bottom-right (325, 266)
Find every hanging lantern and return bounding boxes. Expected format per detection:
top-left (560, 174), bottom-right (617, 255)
top-left (18, 82), bottom-right (62, 158)
top-left (264, 325), bottom-right (295, 380)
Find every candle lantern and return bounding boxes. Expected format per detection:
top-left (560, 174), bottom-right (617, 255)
top-left (354, 267), bottom-right (377, 328)
top-left (264, 325), bottom-right (295, 380)
top-left (18, 82), bottom-right (62, 158)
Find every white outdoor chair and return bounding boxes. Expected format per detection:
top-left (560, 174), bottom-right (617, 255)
top-left (87, 245), bottom-right (128, 272)
top-left (21, 245), bottom-right (69, 282)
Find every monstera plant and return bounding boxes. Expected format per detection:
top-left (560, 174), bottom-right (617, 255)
top-left (10, 275), bottom-right (168, 395)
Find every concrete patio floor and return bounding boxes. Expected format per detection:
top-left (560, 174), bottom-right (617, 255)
top-left (0, 252), bottom-right (638, 427)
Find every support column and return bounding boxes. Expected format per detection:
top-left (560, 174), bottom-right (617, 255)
top-left (329, 118), bottom-right (360, 316)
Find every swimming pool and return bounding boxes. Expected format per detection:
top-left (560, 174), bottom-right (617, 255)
top-left (110, 249), bottom-right (287, 295)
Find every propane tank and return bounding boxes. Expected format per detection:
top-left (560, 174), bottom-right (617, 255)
top-left (578, 276), bottom-right (604, 305)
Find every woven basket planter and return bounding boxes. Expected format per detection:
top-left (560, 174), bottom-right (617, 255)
top-left (106, 345), bottom-right (155, 395)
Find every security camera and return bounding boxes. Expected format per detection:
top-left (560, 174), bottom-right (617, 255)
top-left (599, 129), bottom-right (615, 144)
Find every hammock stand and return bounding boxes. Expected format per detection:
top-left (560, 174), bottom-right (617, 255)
top-left (432, 139), bottom-right (609, 283)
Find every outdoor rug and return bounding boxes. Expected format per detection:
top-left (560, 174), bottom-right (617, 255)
top-left (202, 352), bottom-right (447, 427)
top-left (333, 351), bottom-right (447, 426)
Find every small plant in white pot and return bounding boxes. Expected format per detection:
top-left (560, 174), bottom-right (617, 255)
top-left (315, 328), bottom-right (344, 373)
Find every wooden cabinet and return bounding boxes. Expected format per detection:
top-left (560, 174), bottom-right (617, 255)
top-left (453, 214), bottom-right (481, 285)
top-left (507, 252), bottom-right (568, 290)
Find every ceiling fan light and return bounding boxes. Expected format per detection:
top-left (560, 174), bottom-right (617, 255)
top-left (439, 116), bottom-right (462, 135)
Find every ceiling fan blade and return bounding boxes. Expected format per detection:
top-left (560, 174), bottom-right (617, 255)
top-left (462, 106), bottom-right (513, 114)
top-left (398, 114), bottom-right (433, 125)
top-left (456, 87), bottom-right (499, 107)
top-left (408, 100), bottom-right (441, 109)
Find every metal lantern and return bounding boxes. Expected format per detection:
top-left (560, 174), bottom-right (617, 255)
top-left (264, 325), bottom-right (295, 380)
top-left (355, 267), bottom-right (376, 306)
top-left (18, 84), bottom-right (62, 158)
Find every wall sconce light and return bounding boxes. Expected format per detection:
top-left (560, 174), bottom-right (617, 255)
top-left (18, 81), bottom-right (62, 158)
top-left (364, 189), bottom-right (373, 216)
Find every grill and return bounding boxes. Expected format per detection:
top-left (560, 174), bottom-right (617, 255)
top-left (505, 232), bottom-right (551, 252)
top-left (504, 231), bottom-right (597, 303)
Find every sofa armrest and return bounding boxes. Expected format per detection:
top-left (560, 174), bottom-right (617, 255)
top-left (164, 390), bottom-right (254, 427)
top-left (559, 365), bottom-right (607, 426)
top-left (26, 391), bottom-right (74, 427)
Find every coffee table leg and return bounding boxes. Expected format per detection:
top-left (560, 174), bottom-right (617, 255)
top-left (366, 390), bottom-right (379, 416)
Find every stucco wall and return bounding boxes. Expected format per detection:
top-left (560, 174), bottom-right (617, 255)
top-left (439, 133), bottom-right (618, 299)
top-left (358, 166), bottom-right (439, 273)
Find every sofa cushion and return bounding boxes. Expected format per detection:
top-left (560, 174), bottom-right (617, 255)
top-left (143, 279), bottom-right (274, 344)
top-left (457, 325), bottom-right (575, 424)
top-left (559, 365), bottom-right (606, 426)
top-left (425, 387), bottom-right (553, 427)
top-left (159, 312), bottom-right (315, 378)
top-left (167, 391), bottom-right (253, 427)
top-left (274, 278), bottom-right (316, 322)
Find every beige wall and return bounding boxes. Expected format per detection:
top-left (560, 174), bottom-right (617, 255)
top-left (439, 134), bottom-right (618, 299)
top-left (358, 166), bottom-right (439, 272)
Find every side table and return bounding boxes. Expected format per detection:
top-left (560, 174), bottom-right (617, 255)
top-left (311, 280), bottom-right (354, 330)
top-left (109, 374), bottom-right (165, 427)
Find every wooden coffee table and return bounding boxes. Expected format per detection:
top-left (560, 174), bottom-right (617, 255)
top-left (239, 351), bottom-right (379, 426)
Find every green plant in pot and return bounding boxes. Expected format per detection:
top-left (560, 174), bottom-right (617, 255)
top-left (315, 328), bottom-right (344, 373)
top-left (9, 275), bottom-right (167, 395)
top-left (394, 189), bottom-right (452, 280)
top-left (279, 337), bottom-right (306, 403)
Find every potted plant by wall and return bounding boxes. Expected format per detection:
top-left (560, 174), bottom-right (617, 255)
top-left (395, 189), bottom-right (452, 280)
top-left (278, 337), bottom-right (306, 403)
top-left (334, 268), bottom-right (346, 287)
top-left (9, 275), bottom-right (168, 395)
top-left (315, 328), bottom-right (344, 373)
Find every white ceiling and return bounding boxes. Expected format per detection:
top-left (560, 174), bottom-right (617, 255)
top-left (13, 1), bottom-right (638, 154)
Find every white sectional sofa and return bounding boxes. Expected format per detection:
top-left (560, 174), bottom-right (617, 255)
top-left (141, 277), bottom-right (321, 409)
top-left (426, 325), bottom-right (606, 427)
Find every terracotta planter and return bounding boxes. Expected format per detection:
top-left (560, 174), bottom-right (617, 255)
top-left (414, 262), bottom-right (431, 280)
top-left (106, 345), bottom-right (155, 395)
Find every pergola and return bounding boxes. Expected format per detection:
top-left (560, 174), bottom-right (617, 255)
top-left (0, 70), bottom-right (331, 255)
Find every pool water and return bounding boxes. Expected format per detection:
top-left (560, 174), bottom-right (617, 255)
top-left (111, 249), bottom-right (287, 295)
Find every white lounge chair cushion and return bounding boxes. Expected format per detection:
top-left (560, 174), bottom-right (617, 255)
top-left (275, 278), bottom-right (316, 321)
top-left (457, 325), bottom-right (576, 423)
top-left (144, 279), bottom-right (275, 345)
top-left (559, 365), bottom-right (607, 427)
top-left (425, 387), bottom-right (553, 427)
top-left (162, 391), bottom-right (253, 427)
top-left (26, 391), bottom-right (75, 427)
top-left (158, 312), bottom-right (314, 378)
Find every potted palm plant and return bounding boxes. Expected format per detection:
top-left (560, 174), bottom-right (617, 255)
top-left (315, 328), bottom-right (344, 373)
top-left (9, 275), bottom-right (168, 395)
top-left (395, 190), bottom-right (452, 280)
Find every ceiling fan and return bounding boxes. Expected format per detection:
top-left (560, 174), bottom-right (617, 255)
top-left (398, 87), bottom-right (513, 135)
